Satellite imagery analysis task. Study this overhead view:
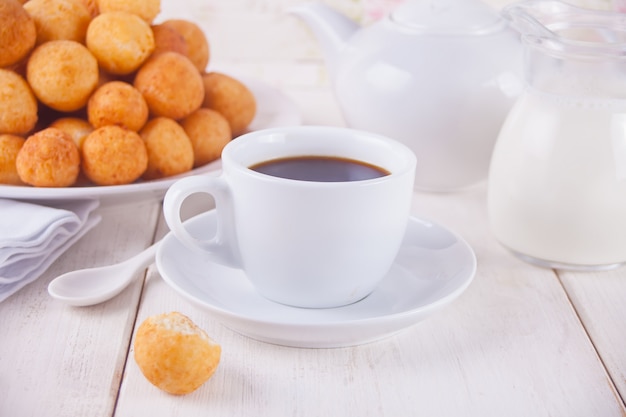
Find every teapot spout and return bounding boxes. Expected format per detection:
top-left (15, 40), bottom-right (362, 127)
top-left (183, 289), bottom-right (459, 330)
top-left (288, 2), bottom-right (359, 75)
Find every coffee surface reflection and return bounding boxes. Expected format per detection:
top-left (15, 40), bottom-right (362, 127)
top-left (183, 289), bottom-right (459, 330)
top-left (250, 156), bottom-right (389, 182)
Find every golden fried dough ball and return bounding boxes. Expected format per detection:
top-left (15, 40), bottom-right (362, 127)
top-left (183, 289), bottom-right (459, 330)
top-left (0, 134), bottom-right (26, 185)
top-left (24, 0), bottom-right (91, 45)
top-left (97, 0), bottom-right (159, 23)
top-left (88, 81), bottom-right (148, 131)
top-left (134, 52), bottom-right (203, 120)
top-left (86, 11), bottom-right (155, 75)
top-left (50, 117), bottom-right (94, 148)
top-left (140, 117), bottom-right (193, 180)
top-left (16, 127), bottom-right (80, 187)
top-left (0, 70), bottom-right (38, 135)
top-left (151, 23), bottom-right (188, 57)
top-left (81, 125), bottom-right (148, 185)
top-left (27, 40), bottom-right (99, 112)
top-left (202, 72), bottom-right (257, 136)
top-left (159, 19), bottom-right (209, 72)
top-left (134, 312), bottom-right (221, 395)
top-left (0, 0), bottom-right (36, 68)
top-left (180, 108), bottom-right (231, 167)
top-left (78, 0), bottom-right (99, 17)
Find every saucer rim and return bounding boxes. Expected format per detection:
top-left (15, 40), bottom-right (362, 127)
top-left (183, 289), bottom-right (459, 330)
top-left (156, 210), bottom-right (476, 333)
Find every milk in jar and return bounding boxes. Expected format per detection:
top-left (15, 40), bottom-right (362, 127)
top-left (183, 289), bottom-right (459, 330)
top-left (488, 88), bottom-right (626, 268)
top-left (487, 0), bottom-right (626, 270)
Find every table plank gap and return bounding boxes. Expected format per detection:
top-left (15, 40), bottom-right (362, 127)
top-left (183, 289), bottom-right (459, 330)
top-left (559, 269), bottom-right (626, 410)
top-left (556, 270), bottom-right (626, 410)
top-left (0, 201), bottom-right (162, 417)
top-left (113, 183), bottom-right (626, 417)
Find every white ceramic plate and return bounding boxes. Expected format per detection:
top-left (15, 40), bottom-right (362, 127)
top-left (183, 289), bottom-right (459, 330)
top-left (156, 210), bottom-right (477, 348)
top-left (0, 78), bottom-right (301, 206)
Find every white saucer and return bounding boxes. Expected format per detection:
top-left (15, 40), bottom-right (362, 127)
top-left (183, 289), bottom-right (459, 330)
top-left (156, 211), bottom-right (476, 348)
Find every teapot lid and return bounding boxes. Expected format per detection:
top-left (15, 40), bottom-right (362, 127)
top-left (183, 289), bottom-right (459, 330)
top-left (390, 0), bottom-right (507, 35)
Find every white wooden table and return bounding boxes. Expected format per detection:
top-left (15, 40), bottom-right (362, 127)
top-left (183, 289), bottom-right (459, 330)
top-left (2, 1), bottom-right (626, 416)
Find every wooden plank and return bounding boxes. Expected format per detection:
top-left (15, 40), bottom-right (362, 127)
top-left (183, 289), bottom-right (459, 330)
top-left (560, 269), bottom-right (626, 405)
top-left (0, 202), bottom-right (160, 417)
top-left (114, 183), bottom-right (626, 416)
top-left (414, 186), bottom-right (626, 416)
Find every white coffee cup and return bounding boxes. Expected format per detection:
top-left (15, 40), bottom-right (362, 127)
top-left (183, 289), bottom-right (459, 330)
top-left (163, 126), bottom-right (416, 308)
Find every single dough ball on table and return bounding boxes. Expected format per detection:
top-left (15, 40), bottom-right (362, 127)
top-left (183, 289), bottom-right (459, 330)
top-left (27, 40), bottom-right (99, 112)
top-left (158, 19), bottom-right (209, 72)
top-left (140, 117), bottom-right (193, 180)
top-left (24, 0), bottom-right (92, 45)
top-left (0, 134), bottom-right (26, 185)
top-left (150, 23), bottom-right (188, 57)
top-left (134, 52), bottom-right (204, 120)
top-left (50, 117), bottom-right (94, 149)
top-left (134, 312), bottom-right (221, 395)
top-left (16, 128), bottom-right (80, 187)
top-left (81, 125), bottom-right (148, 185)
top-left (0, 69), bottom-right (38, 135)
top-left (88, 81), bottom-right (149, 131)
top-left (180, 108), bottom-right (231, 167)
top-left (0, 0), bottom-right (37, 68)
top-left (202, 72), bottom-right (256, 136)
top-left (86, 11), bottom-right (155, 75)
top-left (97, 0), bottom-right (160, 23)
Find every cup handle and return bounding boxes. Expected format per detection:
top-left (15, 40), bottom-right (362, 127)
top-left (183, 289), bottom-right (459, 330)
top-left (163, 174), bottom-right (240, 268)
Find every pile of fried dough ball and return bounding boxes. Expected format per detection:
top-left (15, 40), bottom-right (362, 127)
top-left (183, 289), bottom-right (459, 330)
top-left (0, 0), bottom-right (257, 187)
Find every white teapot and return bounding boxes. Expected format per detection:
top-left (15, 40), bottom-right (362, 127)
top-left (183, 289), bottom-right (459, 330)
top-left (290, 0), bottom-right (523, 191)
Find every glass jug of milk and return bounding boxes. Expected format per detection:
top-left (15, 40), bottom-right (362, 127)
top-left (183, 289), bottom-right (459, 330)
top-left (487, 0), bottom-right (626, 270)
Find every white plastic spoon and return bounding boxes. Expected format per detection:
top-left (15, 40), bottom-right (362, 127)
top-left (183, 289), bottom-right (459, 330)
top-left (48, 242), bottom-right (159, 306)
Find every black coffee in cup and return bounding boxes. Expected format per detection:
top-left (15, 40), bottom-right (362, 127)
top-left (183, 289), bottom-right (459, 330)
top-left (249, 156), bottom-right (389, 182)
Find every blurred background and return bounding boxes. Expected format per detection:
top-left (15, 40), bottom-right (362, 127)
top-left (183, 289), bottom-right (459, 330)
top-left (156, 0), bottom-right (614, 125)
top-left (158, 0), bottom-right (613, 82)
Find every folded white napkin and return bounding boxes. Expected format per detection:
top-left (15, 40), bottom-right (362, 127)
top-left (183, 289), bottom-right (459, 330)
top-left (0, 199), bottom-right (101, 302)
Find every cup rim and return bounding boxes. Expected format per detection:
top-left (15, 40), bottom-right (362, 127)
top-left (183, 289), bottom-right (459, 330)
top-left (222, 126), bottom-right (417, 186)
